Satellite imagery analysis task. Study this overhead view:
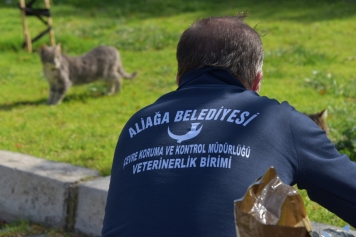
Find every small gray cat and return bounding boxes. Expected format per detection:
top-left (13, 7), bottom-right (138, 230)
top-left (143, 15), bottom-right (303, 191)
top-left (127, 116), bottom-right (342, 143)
top-left (39, 44), bottom-right (138, 105)
top-left (305, 109), bottom-right (329, 135)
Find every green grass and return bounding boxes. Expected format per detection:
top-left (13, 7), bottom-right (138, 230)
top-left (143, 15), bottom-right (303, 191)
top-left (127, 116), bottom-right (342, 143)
top-left (0, 219), bottom-right (85, 237)
top-left (1, 0), bottom-right (356, 229)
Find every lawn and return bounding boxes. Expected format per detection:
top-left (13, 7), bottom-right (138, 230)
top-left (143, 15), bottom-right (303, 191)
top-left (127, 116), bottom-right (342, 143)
top-left (1, 0), bottom-right (356, 229)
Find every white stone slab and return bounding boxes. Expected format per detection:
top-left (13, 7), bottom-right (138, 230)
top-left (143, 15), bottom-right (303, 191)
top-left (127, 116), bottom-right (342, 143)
top-left (0, 150), bottom-right (100, 227)
top-left (75, 176), bottom-right (110, 237)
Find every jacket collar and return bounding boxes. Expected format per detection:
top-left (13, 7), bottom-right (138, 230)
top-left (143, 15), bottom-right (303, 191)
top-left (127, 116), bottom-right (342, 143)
top-left (177, 67), bottom-right (246, 90)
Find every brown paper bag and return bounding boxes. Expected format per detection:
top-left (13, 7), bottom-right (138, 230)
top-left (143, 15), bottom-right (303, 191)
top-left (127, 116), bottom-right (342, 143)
top-left (234, 167), bottom-right (312, 237)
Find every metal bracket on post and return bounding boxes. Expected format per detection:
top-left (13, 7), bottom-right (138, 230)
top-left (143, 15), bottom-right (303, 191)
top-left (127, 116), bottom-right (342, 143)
top-left (18, 0), bottom-right (56, 52)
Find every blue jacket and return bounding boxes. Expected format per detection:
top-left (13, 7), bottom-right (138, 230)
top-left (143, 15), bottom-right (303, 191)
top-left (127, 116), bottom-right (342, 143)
top-left (102, 67), bottom-right (356, 237)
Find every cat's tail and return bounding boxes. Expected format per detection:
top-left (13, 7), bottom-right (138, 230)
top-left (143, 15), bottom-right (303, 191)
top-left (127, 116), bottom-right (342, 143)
top-left (119, 67), bottom-right (138, 79)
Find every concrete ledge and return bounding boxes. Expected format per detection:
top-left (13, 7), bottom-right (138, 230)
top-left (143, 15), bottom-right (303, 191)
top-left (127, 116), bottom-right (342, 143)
top-left (75, 176), bottom-right (110, 237)
top-left (0, 150), bottom-right (100, 228)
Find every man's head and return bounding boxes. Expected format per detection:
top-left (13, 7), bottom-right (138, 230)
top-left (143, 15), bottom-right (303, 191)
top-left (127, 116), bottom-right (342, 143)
top-left (176, 14), bottom-right (264, 91)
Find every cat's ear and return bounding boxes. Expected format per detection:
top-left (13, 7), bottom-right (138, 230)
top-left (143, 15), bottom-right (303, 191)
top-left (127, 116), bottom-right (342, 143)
top-left (54, 44), bottom-right (62, 57)
top-left (40, 44), bottom-right (47, 50)
top-left (39, 44), bottom-right (47, 55)
top-left (319, 109), bottom-right (327, 119)
top-left (55, 43), bottom-right (62, 53)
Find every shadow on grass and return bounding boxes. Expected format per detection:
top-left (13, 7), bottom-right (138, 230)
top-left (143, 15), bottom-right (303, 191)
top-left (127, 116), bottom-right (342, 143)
top-left (0, 98), bottom-right (48, 111)
top-left (0, 93), bottom-right (106, 111)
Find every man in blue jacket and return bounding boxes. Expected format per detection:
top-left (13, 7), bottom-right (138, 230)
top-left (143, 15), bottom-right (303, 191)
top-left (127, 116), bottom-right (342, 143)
top-left (102, 14), bottom-right (356, 237)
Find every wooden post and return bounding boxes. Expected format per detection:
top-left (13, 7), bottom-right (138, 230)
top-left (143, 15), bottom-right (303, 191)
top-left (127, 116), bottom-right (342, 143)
top-left (44, 0), bottom-right (55, 46)
top-left (19, 0), bottom-right (32, 52)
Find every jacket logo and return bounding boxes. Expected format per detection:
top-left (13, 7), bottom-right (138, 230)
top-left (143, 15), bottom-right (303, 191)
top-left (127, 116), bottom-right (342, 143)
top-left (168, 123), bottom-right (203, 143)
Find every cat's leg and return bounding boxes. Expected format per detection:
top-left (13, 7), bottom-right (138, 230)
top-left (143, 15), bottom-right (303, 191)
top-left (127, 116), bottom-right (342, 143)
top-left (55, 82), bottom-right (71, 105)
top-left (47, 84), bottom-right (56, 105)
top-left (47, 83), bottom-right (62, 105)
top-left (52, 88), bottom-right (66, 105)
top-left (106, 73), bottom-right (122, 95)
top-left (48, 84), bottom-right (66, 105)
top-left (48, 86), bottom-right (65, 105)
top-left (50, 79), bottom-right (71, 105)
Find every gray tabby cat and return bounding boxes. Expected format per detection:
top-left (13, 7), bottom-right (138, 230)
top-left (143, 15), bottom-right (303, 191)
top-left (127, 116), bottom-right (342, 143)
top-left (305, 109), bottom-right (329, 135)
top-left (39, 44), bottom-right (138, 105)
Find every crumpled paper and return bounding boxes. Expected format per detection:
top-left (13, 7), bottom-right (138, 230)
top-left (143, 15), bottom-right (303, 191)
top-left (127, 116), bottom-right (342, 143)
top-left (234, 166), bottom-right (312, 237)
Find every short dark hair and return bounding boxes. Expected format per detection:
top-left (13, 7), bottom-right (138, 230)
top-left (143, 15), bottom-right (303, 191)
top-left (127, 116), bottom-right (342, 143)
top-left (176, 14), bottom-right (264, 88)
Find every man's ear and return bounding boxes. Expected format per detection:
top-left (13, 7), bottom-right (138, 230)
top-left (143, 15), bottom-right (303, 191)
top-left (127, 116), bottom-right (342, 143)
top-left (176, 74), bottom-right (180, 86)
top-left (251, 71), bottom-right (263, 93)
